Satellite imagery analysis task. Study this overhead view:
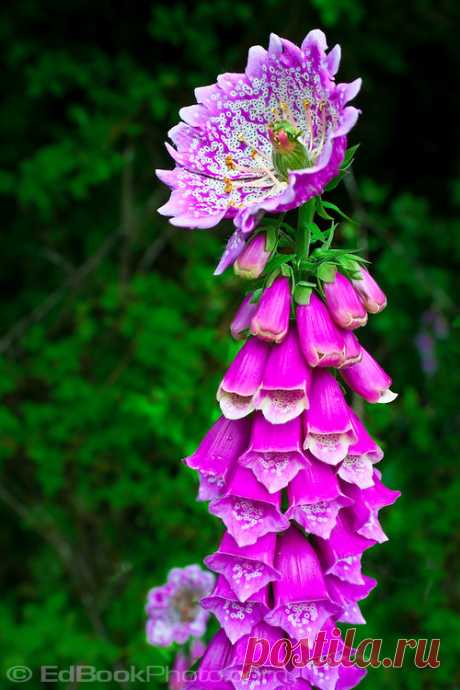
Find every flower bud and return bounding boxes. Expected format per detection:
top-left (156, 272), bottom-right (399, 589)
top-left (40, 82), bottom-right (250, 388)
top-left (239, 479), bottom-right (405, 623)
top-left (324, 272), bottom-right (368, 330)
top-left (234, 233), bottom-right (271, 279)
top-left (230, 293), bottom-right (258, 340)
top-left (250, 276), bottom-right (291, 343)
top-left (351, 266), bottom-right (387, 314)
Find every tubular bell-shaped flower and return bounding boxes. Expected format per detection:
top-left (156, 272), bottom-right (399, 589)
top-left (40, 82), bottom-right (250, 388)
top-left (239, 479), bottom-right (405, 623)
top-left (239, 413), bottom-right (308, 493)
top-left (298, 619), bottom-right (367, 690)
top-left (339, 330), bottom-right (362, 368)
top-left (314, 512), bottom-right (375, 585)
top-left (296, 293), bottom-right (345, 368)
top-left (204, 532), bottom-right (280, 602)
top-left (341, 346), bottom-right (398, 403)
top-left (253, 326), bottom-right (312, 424)
top-left (342, 472), bottom-right (400, 544)
top-left (157, 31), bottom-right (361, 244)
top-left (303, 370), bottom-right (356, 464)
top-left (250, 276), bottom-right (291, 343)
top-left (351, 265), bottom-right (387, 314)
top-left (224, 622), bottom-right (293, 690)
top-left (201, 576), bottom-right (270, 644)
top-left (209, 464), bottom-right (289, 546)
top-left (323, 272), bottom-right (368, 330)
top-left (337, 409), bottom-right (383, 489)
top-left (264, 527), bottom-right (339, 644)
top-left (184, 416), bottom-right (251, 501)
top-left (326, 574), bottom-right (377, 625)
top-left (217, 338), bottom-right (270, 419)
top-left (286, 457), bottom-right (352, 538)
top-left (186, 629), bottom-right (234, 690)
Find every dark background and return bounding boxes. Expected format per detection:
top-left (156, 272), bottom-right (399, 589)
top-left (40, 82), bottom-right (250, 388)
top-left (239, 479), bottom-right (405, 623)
top-left (1, 1), bottom-right (459, 688)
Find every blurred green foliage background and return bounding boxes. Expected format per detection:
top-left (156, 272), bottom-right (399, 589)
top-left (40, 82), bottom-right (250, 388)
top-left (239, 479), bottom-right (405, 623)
top-left (1, 1), bottom-right (459, 688)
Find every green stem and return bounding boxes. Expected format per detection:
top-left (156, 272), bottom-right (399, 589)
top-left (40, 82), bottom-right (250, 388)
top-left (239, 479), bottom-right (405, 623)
top-left (296, 198), bottom-right (316, 260)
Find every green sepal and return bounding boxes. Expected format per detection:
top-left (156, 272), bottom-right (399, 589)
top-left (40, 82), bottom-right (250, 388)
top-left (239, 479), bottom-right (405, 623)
top-left (250, 288), bottom-right (263, 304)
top-left (294, 283), bottom-right (313, 305)
top-left (317, 262), bottom-right (337, 283)
top-left (265, 226), bottom-right (278, 253)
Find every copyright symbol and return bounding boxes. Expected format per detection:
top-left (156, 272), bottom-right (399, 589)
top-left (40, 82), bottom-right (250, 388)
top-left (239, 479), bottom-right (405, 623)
top-left (6, 666), bottom-right (32, 682)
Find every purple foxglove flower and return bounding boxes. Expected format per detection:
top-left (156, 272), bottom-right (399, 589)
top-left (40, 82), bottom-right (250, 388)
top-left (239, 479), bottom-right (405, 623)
top-left (286, 457), bottom-right (352, 539)
top-left (146, 565), bottom-right (215, 647)
top-left (239, 413), bottom-right (308, 493)
top-left (209, 464), bottom-right (289, 546)
top-left (184, 416), bottom-right (251, 501)
top-left (224, 621), bottom-right (293, 690)
top-left (186, 629), bottom-right (234, 690)
top-left (338, 330), bottom-right (362, 368)
top-left (234, 233), bottom-right (271, 279)
top-left (342, 471), bottom-right (400, 544)
top-left (157, 31), bottom-right (361, 233)
top-left (326, 574), bottom-right (377, 625)
top-left (201, 575), bottom-right (269, 644)
top-left (253, 327), bottom-right (312, 424)
top-left (340, 346), bottom-right (397, 403)
top-left (324, 273), bottom-right (368, 330)
top-left (303, 370), bottom-right (356, 465)
top-left (169, 652), bottom-right (189, 690)
top-left (217, 338), bottom-right (270, 419)
top-left (296, 293), bottom-right (345, 368)
top-left (313, 512), bottom-right (375, 585)
top-left (190, 638), bottom-right (207, 661)
top-left (351, 266), bottom-right (387, 314)
top-left (337, 410), bottom-right (383, 489)
top-left (230, 293), bottom-right (258, 341)
top-left (264, 527), bottom-right (339, 644)
top-left (204, 532), bottom-right (280, 602)
top-left (299, 619), bottom-right (367, 690)
top-left (250, 276), bottom-right (291, 344)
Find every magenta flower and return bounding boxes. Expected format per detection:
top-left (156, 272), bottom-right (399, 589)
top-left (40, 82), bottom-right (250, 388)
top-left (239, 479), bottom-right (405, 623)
top-left (296, 293), bottom-right (345, 368)
top-left (186, 630), bottom-right (233, 690)
top-left (314, 512), bottom-right (375, 585)
top-left (217, 338), bottom-right (270, 419)
top-left (264, 527), bottom-right (339, 644)
top-left (351, 266), bottom-right (387, 314)
top-left (343, 471), bottom-right (400, 544)
top-left (183, 416), bottom-right (250, 501)
top-left (209, 464), bottom-right (289, 546)
top-left (286, 458), bottom-right (352, 539)
top-left (341, 346), bottom-right (398, 403)
top-left (298, 619), bottom-right (367, 690)
top-left (234, 233), bottom-right (271, 279)
top-left (230, 293), bottom-right (258, 341)
top-left (224, 622), bottom-right (293, 690)
top-left (157, 30), bottom-right (361, 269)
top-left (250, 276), bottom-right (291, 343)
top-left (339, 330), bottom-right (362, 368)
top-left (239, 413), bottom-right (308, 493)
top-left (204, 532), bottom-right (280, 602)
top-left (201, 576), bottom-right (269, 644)
top-left (326, 574), bottom-right (377, 625)
top-left (253, 326), bottom-right (311, 424)
top-left (146, 565), bottom-right (215, 647)
top-left (169, 652), bottom-right (189, 690)
top-left (337, 410), bottom-right (383, 489)
top-left (303, 370), bottom-right (356, 464)
top-left (324, 272), bottom-right (368, 330)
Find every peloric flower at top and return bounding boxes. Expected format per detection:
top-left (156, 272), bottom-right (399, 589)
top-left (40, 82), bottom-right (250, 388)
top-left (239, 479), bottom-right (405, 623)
top-left (157, 30), bottom-right (361, 272)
